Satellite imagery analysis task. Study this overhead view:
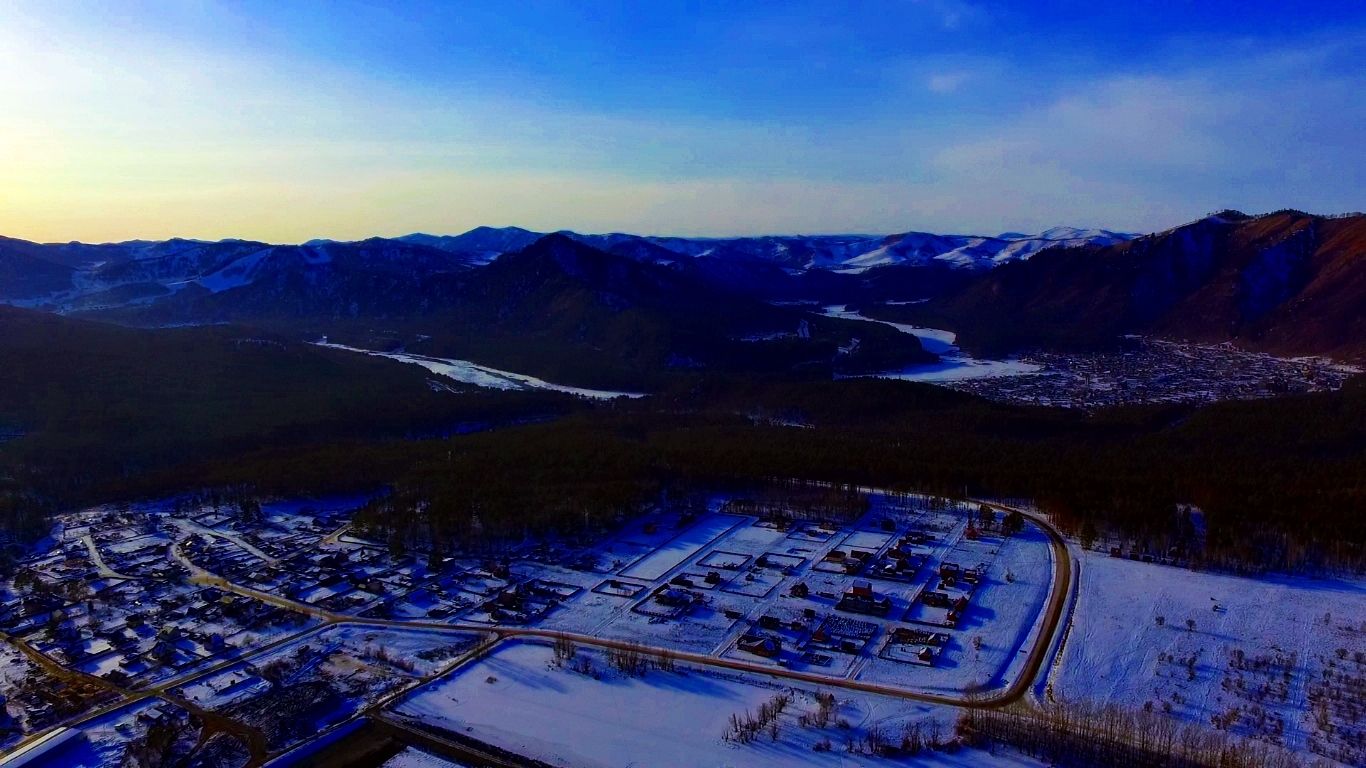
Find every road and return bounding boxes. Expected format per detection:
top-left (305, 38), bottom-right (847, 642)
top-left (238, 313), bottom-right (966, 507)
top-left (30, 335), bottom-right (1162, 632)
top-left (165, 501), bottom-right (1077, 708)
top-left (81, 534), bottom-right (135, 581)
top-left (3, 499), bottom-right (1078, 765)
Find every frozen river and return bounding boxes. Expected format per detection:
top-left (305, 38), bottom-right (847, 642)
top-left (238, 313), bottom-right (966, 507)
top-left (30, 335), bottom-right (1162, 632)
top-left (823, 305), bottom-right (1040, 382)
top-left (313, 342), bottom-right (646, 400)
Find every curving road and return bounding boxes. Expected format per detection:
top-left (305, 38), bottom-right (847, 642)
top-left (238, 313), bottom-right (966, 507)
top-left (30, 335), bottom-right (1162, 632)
top-left (167, 501), bottom-right (1076, 709)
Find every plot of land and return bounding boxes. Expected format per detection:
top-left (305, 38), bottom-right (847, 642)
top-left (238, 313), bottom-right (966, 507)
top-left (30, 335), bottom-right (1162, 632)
top-left (698, 550), bottom-right (750, 570)
top-left (619, 515), bottom-right (743, 581)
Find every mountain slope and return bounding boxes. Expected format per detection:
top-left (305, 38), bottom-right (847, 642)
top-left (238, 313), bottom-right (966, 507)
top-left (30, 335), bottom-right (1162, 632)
top-left (870, 211), bottom-right (1366, 359)
top-left (82, 238), bottom-right (482, 324)
top-left (404, 234), bottom-right (935, 388)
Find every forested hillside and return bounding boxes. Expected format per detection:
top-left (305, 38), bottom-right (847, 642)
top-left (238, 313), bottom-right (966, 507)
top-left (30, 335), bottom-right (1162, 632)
top-left (869, 211), bottom-right (1366, 359)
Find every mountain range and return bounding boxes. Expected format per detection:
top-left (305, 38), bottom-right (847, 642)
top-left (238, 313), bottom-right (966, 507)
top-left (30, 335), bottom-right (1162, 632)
top-left (0, 225), bottom-right (1130, 312)
top-left (870, 210), bottom-right (1366, 360)
top-left (1, 210), bottom-right (1363, 385)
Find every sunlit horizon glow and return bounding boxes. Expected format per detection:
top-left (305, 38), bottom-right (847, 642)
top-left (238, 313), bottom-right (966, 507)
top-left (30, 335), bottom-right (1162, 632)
top-left (1, 1), bottom-right (1363, 244)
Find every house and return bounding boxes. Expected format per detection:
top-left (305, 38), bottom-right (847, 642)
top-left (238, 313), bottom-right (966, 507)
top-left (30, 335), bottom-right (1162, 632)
top-left (492, 591), bottom-right (524, 610)
top-left (890, 627), bottom-right (948, 646)
top-left (939, 562), bottom-right (960, 579)
top-left (151, 641), bottom-right (177, 663)
top-left (758, 615), bottom-right (782, 630)
top-left (922, 591), bottom-right (952, 608)
top-left (737, 633), bottom-right (781, 658)
top-left (837, 583), bottom-right (892, 617)
top-left (789, 582), bottom-right (809, 598)
top-left (52, 620), bottom-right (81, 643)
top-left (946, 596), bottom-right (970, 624)
top-left (654, 588), bottom-right (694, 608)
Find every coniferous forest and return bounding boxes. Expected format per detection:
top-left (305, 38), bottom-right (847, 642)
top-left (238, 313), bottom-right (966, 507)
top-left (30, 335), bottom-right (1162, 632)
top-left (2, 303), bottom-right (1364, 576)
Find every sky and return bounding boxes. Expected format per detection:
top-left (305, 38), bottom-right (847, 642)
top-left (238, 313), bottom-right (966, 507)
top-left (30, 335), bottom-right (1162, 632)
top-left (1, 1), bottom-right (1363, 243)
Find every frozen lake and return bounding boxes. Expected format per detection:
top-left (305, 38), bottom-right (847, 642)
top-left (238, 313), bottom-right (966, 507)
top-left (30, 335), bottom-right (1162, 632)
top-left (823, 306), bottom-right (1041, 382)
top-left (313, 342), bottom-right (646, 400)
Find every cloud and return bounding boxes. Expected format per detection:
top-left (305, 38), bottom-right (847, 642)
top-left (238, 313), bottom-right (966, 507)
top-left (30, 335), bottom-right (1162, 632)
top-left (924, 41), bottom-right (1366, 231)
top-left (927, 72), bottom-right (971, 93)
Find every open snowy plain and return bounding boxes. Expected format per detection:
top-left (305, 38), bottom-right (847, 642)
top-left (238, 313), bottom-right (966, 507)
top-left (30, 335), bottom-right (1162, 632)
top-left (1056, 550), bottom-right (1366, 763)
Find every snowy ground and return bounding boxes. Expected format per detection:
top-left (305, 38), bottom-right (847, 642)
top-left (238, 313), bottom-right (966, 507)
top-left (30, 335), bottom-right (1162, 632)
top-left (382, 746), bottom-right (468, 768)
top-left (392, 639), bottom-right (1046, 768)
top-left (618, 515), bottom-right (745, 581)
top-left (1056, 551), bottom-right (1366, 763)
top-left (313, 342), bottom-right (645, 400)
top-left (58, 700), bottom-right (185, 768)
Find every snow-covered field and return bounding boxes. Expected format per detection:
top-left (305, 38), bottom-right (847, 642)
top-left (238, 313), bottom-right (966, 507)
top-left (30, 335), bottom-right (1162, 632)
top-left (313, 342), bottom-right (645, 400)
top-left (393, 640), bottom-right (1045, 768)
top-left (1056, 551), bottom-right (1366, 762)
top-left (382, 746), bottom-right (468, 768)
top-left (619, 515), bottom-right (745, 581)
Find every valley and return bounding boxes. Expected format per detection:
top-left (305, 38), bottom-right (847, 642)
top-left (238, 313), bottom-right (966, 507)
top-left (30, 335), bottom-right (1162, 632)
top-left (1, 211), bottom-right (1365, 768)
top-left (9, 2), bottom-right (1366, 765)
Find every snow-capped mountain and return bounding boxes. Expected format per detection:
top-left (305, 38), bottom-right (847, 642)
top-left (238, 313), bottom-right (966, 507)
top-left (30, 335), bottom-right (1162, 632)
top-left (394, 226), bottom-right (1133, 273)
top-left (892, 210), bottom-right (1366, 359)
top-left (0, 224), bottom-right (1129, 312)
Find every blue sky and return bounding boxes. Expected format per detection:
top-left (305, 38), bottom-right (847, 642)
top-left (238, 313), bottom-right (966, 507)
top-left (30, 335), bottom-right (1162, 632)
top-left (1, 1), bottom-right (1362, 241)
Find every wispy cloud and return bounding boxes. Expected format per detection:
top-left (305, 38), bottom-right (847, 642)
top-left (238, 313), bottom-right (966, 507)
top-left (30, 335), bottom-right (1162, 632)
top-left (927, 72), bottom-right (971, 93)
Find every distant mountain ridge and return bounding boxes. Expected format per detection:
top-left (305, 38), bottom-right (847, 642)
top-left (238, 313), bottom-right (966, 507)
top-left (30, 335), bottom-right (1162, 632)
top-left (395, 225), bottom-right (1132, 272)
top-left (8, 211), bottom-right (1366, 363)
top-left (867, 210), bottom-right (1366, 360)
top-left (0, 223), bottom-right (1130, 313)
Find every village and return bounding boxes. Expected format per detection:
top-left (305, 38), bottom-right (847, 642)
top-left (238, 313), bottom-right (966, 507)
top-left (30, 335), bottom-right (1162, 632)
top-left (0, 488), bottom-right (1061, 766)
top-left (943, 338), bottom-right (1358, 409)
